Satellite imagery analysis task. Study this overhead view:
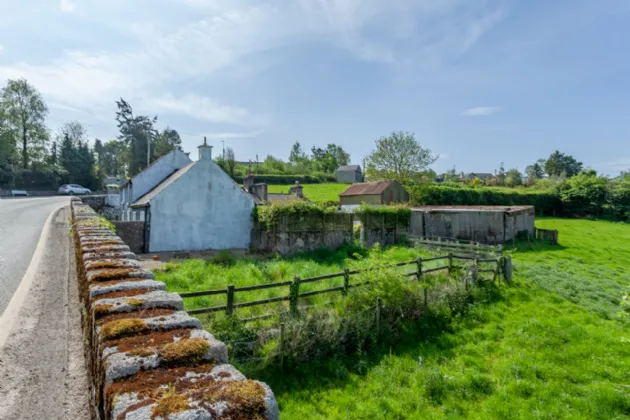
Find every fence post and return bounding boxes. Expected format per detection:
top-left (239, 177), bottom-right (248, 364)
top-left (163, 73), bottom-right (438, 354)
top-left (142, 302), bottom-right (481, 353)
top-left (376, 297), bottom-right (381, 339)
top-left (290, 276), bottom-right (300, 316)
top-left (226, 285), bottom-right (235, 316)
top-left (503, 256), bottom-right (513, 283)
top-left (280, 322), bottom-right (285, 370)
top-left (448, 252), bottom-right (453, 275)
top-left (471, 259), bottom-right (478, 286)
top-left (416, 257), bottom-right (423, 281)
top-left (342, 268), bottom-right (350, 296)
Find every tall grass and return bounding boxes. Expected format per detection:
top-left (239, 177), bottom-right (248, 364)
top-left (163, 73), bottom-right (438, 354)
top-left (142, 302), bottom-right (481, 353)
top-left (266, 183), bottom-right (348, 203)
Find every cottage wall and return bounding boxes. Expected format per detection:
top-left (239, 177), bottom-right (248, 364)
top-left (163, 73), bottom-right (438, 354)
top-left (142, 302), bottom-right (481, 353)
top-left (148, 159), bottom-right (255, 252)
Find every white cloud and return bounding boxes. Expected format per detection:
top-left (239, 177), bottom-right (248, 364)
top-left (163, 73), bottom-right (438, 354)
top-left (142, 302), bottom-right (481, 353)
top-left (153, 94), bottom-right (265, 125)
top-left (0, 1), bottom-right (507, 130)
top-left (0, 44), bottom-right (3, 55)
top-left (460, 106), bottom-right (500, 117)
top-left (204, 130), bottom-right (264, 139)
top-left (60, 0), bottom-right (76, 13)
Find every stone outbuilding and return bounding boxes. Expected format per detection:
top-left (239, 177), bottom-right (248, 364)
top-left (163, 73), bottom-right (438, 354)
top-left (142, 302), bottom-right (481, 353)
top-left (336, 165), bottom-right (363, 183)
top-left (410, 205), bottom-right (535, 244)
top-left (339, 180), bottom-right (409, 206)
top-left (128, 139), bottom-right (256, 252)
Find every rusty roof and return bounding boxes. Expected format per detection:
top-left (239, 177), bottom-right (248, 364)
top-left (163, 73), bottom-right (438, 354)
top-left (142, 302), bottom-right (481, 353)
top-left (413, 205), bottom-right (534, 213)
top-left (339, 180), bottom-right (395, 196)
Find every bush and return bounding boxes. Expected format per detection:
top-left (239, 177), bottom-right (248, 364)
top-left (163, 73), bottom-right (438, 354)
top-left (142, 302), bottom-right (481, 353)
top-left (233, 174), bottom-right (336, 185)
top-left (609, 175), bottom-right (630, 220)
top-left (559, 171), bottom-right (608, 216)
top-left (409, 184), bottom-right (562, 215)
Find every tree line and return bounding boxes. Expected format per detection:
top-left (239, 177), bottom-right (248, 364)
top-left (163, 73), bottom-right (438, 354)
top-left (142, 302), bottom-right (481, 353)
top-left (0, 78), bottom-right (183, 191)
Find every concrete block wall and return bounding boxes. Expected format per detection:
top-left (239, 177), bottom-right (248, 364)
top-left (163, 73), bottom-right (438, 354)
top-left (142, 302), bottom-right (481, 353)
top-left (70, 198), bottom-right (279, 420)
top-left (112, 221), bottom-right (147, 254)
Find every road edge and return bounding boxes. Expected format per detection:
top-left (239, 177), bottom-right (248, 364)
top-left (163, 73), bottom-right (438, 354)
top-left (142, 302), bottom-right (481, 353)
top-left (0, 204), bottom-right (67, 349)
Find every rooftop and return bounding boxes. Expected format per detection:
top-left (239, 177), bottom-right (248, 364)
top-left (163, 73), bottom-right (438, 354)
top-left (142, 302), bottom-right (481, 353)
top-left (413, 205), bottom-right (534, 213)
top-left (338, 165), bottom-right (361, 172)
top-left (130, 162), bottom-right (195, 208)
top-left (339, 180), bottom-right (394, 196)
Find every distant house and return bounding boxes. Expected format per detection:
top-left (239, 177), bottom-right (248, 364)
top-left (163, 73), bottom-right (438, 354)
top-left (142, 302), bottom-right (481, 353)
top-left (337, 165), bottom-right (363, 183)
top-left (339, 180), bottom-right (409, 206)
top-left (244, 176), bottom-right (311, 205)
top-left (124, 140), bottom-right (256, 252)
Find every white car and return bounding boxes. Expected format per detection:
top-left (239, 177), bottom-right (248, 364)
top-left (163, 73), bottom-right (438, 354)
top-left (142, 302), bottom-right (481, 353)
top-left (58, 184), bottom-right (91, 195)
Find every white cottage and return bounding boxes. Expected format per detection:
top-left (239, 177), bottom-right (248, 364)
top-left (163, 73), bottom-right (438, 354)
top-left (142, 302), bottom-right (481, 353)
top-left (120, 149), bottom-right (192, 221)
top-left (128, 139), bottom-right (255, 252)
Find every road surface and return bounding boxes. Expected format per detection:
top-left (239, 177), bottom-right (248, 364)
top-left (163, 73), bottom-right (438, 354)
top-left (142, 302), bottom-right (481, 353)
top-left (0, 197), bottom-right (70, 314)
top-left (0, 197), bottom-right (89, 419)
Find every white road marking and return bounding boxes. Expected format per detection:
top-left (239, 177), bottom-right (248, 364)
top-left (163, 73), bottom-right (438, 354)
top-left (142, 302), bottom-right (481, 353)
top-left (0, 204), bottom-right (67, 349)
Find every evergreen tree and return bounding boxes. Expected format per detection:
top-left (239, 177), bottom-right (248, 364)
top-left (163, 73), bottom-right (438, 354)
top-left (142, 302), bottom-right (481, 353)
top-left (115, 98), bottom-right (157, 176)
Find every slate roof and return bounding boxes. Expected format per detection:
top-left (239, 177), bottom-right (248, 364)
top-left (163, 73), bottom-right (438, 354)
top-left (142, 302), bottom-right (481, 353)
top-left (337, 165), bottom-right (361, 172)
top-left (130, 162), bottom-right (195, 208)
top-left (339, 180), bottom-right (394, 196)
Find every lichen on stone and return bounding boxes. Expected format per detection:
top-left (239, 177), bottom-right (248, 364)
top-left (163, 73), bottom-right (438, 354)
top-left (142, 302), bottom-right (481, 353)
top-left (101, 318), bottom-right (148, 341)
top-left (151, 386), bottom-right (190, 419)
top-left (159, 338), bottom-right (210, 365)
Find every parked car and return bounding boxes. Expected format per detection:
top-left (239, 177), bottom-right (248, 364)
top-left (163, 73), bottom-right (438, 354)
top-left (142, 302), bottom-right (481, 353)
top-left (58, 184), bottom-right (91, 195)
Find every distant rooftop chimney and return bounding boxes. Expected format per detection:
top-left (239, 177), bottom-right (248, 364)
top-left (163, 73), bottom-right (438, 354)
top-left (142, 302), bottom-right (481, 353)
top-left (198, 136), bottom-right (213, 161)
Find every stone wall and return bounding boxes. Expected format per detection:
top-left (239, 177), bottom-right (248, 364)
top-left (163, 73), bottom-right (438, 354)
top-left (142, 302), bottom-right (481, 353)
top-left (112, 221), bottom-right (147, 254)
top-left (251, 213), bottom-right (354, 255)
top-left (70, 199), bottom-right (279, 420)
top-left (80, 195), bottom-right (107, 211)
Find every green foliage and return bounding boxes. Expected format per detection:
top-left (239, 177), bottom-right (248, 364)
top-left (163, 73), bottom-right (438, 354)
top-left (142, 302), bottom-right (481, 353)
top-left (257, 218), bottom-right (630, 419)
top-left (234, 173), bottom-right (336, 185)
top-left (364, 131), bottom-right (438, 184)
top-left (0, 78), bottom-right (49, 170)
top-left (608, 174), bottom-right (630, 220)
top-left (254, 201), bottom-right (338, 230)
top-left (355, 203), bottom-right (412, 223)
top-left (559, 170), bottom-right (608, 215)
top-left (544, 150), bottom-right (583, 177)
top-left (115, 98), bottom-right (158, 176)
top-left (152, 127), bottom-right (182, 162)
top-left (505, 168), bottom-right (523, 187)
top-left (410, 184), bottom-right (562, 215)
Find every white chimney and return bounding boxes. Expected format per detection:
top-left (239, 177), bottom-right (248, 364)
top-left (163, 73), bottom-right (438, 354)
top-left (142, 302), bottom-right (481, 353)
top-left (198, 136), bottom-right (213, 161)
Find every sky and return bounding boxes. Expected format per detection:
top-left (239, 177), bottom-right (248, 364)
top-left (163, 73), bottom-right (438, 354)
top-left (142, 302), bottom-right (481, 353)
top-left (1, 0), bottom-right (629, 175)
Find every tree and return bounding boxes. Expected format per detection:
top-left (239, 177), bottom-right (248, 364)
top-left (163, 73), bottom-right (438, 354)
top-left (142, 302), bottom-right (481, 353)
top-left (0, 78), bottom-right (49, 169)
top-left (496, 162), bottom-right (506, 186)
top-left (115, 98), bottom-right (158, 176)
top-left (288, 142), bottom-right (307, 164)
top-left (609, 172), bottom-right (630, 220)
top-left (225, 147), bottom-right (236, 177)
top-left (152, 127), bottom-right (182, 162)
top-left (57, 121), bottom-right (99, 189)
top-left (505, 168), bottom-right (522, 187)
top-left (444, 166), bottom-right (459, 182)
top-left (363, 131), bottom-right (437, 184)
top-left (525, 162), bottom-right (544, 184)
top-left (560, 170), bottom-right (607, 215)
top-left (98, 140), bottom-right (128, 176)
top-left (544, 150), bottom-right (583, 178)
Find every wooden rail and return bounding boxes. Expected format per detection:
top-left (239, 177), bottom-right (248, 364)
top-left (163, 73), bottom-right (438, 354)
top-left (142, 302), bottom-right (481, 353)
top-left (180, 254), bottom-right (507, 316)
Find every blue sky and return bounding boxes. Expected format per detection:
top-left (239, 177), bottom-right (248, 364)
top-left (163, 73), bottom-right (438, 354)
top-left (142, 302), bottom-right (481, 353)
top-left (1, 0), bottom-right (629, 175)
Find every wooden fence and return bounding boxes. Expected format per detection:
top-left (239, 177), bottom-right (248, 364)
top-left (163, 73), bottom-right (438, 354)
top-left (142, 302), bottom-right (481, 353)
top-left (180, 254), bottom-right (511, 318)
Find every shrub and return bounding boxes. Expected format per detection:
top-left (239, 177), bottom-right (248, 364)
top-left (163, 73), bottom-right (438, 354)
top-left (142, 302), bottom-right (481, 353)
top-left (609, 175), bottom-right (630, 220)
top-left (559, 171), bottom-right (608, 216)
top-left (409, 184), bottom-right (562, 215)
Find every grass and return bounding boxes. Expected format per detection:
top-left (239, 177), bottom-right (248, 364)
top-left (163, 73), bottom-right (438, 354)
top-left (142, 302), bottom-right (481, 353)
top-left (157, 218), bottom-right (630, 419)
top-left (155, 244), bottom-right (461, 320)
top-left (267, 183), bottom-right (349, 203)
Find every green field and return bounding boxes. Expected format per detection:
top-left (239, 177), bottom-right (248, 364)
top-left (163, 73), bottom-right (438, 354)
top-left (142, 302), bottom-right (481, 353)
top-left (267, 183), bottom-right (349, 203)
top-left (158, 219), bottom-right (630, 419)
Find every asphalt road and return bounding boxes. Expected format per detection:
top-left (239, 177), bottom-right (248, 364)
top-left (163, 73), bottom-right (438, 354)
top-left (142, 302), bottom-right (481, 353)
top-left (0, 197), bottom-right (70, 315)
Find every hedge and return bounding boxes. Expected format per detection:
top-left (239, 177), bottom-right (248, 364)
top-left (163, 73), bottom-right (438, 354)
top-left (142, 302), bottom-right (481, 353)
top-left (409, 185), bottom-right (562, 215)
top-left (233, 174), bottom-right (336, 185)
